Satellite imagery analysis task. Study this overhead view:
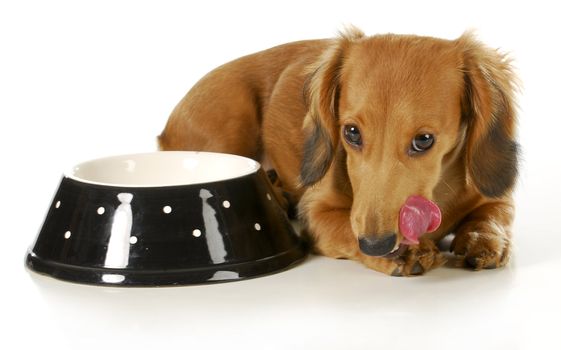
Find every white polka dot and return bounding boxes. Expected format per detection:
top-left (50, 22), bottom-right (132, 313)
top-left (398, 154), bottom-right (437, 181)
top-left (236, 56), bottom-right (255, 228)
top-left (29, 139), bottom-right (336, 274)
top-left (97, 207), bottom-right (105, 215)
top-left (55, 201), bottom-right (61, 208)
top-left (266, 194), bottom-right (272, 201)
top-left (192, 229), bottom-right (202, 237)
top-left (222, 200), bottom-right (231, 208)
top-left (163, 205), bottom-right (172, 214)
top-left (64, 231), bottom-right (71, 239)
top-left (254, 223), bottom-right (261, 231)
top-left (129, 236), bottom-right (138, 244)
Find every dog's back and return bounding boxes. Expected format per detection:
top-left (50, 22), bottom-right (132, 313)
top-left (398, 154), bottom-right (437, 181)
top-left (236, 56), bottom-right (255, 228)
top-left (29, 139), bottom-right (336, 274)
top-left (158, 39), bottom-right (329, 166)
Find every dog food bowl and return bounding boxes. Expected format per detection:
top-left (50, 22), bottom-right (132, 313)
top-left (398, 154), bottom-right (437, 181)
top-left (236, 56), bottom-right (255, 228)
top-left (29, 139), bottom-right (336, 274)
top-left (26, 152), bottom-right (307, 286)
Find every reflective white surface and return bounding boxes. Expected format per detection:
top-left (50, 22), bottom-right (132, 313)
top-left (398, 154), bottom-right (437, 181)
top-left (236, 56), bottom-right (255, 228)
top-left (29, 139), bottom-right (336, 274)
top-left (2, 1), bottom-right (561, 349)
top-left (105, 193), bottom-right (134, 268)
top-left (16, 247), bottom-right (561, 349)
top-left (68, 152), bottom-right (260, 187)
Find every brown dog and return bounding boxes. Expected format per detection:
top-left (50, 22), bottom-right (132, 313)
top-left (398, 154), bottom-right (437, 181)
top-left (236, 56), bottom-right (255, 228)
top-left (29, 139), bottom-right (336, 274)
top-left (158, 28), bottom-right (519, 276)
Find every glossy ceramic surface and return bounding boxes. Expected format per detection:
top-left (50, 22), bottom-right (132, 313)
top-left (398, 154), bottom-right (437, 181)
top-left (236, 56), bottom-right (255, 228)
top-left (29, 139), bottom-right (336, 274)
top-left (26, 152), bottom-right (307, 286)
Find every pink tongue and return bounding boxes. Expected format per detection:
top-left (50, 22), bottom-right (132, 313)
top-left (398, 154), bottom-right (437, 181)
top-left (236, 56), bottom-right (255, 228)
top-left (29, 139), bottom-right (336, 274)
top-left (399, 196), bottom-right (442, 245)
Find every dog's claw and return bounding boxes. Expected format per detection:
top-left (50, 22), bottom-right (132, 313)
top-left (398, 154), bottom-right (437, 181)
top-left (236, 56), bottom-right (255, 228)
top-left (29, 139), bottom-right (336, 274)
top-left (465, 256), bottom-right (498, 270)
top-left (390, 262), bottom-right (425, 277)
top-left (411, 261), bottom-right (424, 275)
top-left (465, 256), bottom-right (479, 269)
top-left (266, 169), bottom-right (279, 184)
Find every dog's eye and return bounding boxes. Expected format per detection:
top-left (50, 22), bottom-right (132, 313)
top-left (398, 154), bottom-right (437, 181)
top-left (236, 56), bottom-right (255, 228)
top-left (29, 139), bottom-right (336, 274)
top-left (343, 125), bottom-right (362, 148)
top-left (410, 134), bottom-right (434, 154)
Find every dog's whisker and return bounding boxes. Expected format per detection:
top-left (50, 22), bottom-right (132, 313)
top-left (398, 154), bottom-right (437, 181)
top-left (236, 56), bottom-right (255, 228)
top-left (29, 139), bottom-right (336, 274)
top-left (442, 180), bottom-right (456, 195)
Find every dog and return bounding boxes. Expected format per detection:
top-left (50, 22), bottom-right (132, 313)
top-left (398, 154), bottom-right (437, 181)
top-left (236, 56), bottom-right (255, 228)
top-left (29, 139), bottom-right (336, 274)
top-left (158, 27), bottom-right (519, 276)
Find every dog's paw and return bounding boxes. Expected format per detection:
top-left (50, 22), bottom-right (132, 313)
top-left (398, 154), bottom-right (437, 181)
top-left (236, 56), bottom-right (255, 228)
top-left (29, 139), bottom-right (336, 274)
top-left (390, 238), bottom-right (446, 277)
top-left (451, 227), bottom-right (511, 270)
top-left (360, 238), bottom-right (445, 276)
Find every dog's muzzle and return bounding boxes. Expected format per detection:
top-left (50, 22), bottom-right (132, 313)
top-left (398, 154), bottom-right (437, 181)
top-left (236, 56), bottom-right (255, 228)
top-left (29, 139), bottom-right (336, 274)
top-left (358, 232), bottom-right (397, 256)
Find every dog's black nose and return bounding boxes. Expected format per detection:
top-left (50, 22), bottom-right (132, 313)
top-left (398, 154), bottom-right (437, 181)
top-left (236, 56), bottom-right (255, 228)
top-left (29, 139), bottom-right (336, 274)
top-left (358, 232), bottom-right (397, 256)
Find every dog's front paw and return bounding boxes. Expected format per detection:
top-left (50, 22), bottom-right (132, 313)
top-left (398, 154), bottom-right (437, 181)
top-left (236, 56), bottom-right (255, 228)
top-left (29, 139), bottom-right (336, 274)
top-left (451, 225), bottom-right (511, 270)
top-left (360, 238), bottom-right (445, 276)
top-left (390, 238), bottom-right (446, 277)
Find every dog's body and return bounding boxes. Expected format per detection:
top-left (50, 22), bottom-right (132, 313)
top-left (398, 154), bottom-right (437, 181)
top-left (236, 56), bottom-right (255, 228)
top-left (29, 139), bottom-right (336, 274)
top-left (159, 29), bottom-right (518, 276)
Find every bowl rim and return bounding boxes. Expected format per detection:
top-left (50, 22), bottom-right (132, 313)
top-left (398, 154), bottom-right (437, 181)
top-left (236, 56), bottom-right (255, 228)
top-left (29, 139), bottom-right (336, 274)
top-left (64, 151), bottom-right (261, 188)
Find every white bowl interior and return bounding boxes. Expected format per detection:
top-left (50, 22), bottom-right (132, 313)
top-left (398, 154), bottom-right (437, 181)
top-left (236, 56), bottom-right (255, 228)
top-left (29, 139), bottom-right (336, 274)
top-left (66, 152), bottom-right (260, 187)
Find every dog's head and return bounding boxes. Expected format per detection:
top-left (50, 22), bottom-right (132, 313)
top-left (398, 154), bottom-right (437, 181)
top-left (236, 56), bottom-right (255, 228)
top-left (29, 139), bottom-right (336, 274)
top-left (301, 29), bottom-right (519, 256)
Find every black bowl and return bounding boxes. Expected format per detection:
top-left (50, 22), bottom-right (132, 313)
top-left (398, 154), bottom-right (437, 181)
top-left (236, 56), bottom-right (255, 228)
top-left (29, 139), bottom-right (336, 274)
top-left (26, 152), bottom-right (307, 286)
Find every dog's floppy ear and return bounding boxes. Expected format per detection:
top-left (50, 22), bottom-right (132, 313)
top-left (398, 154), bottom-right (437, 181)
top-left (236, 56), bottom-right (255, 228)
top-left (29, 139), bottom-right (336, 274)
top-left (300, 27), bottom-right (364, 187)
top-left (458, 33), bottom-right (520, 198)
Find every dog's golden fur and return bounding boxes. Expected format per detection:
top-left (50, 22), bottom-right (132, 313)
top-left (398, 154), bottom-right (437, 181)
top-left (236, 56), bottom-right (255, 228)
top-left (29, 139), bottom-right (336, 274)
top-left (159, 28), bottom-right (519, 276)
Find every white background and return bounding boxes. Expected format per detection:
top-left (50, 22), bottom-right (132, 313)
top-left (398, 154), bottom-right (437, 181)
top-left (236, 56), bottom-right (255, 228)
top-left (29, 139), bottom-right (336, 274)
top-left (1, 0), bottom-right (560, 349)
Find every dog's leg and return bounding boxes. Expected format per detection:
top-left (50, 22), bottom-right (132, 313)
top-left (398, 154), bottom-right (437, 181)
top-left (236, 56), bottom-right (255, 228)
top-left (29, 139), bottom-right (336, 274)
top-left (301, 190), bottom-right (445, 276)
top-left (451, 200), bottom-right (514, 270)
top-left (266, 169), bottom-right (298, 218)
